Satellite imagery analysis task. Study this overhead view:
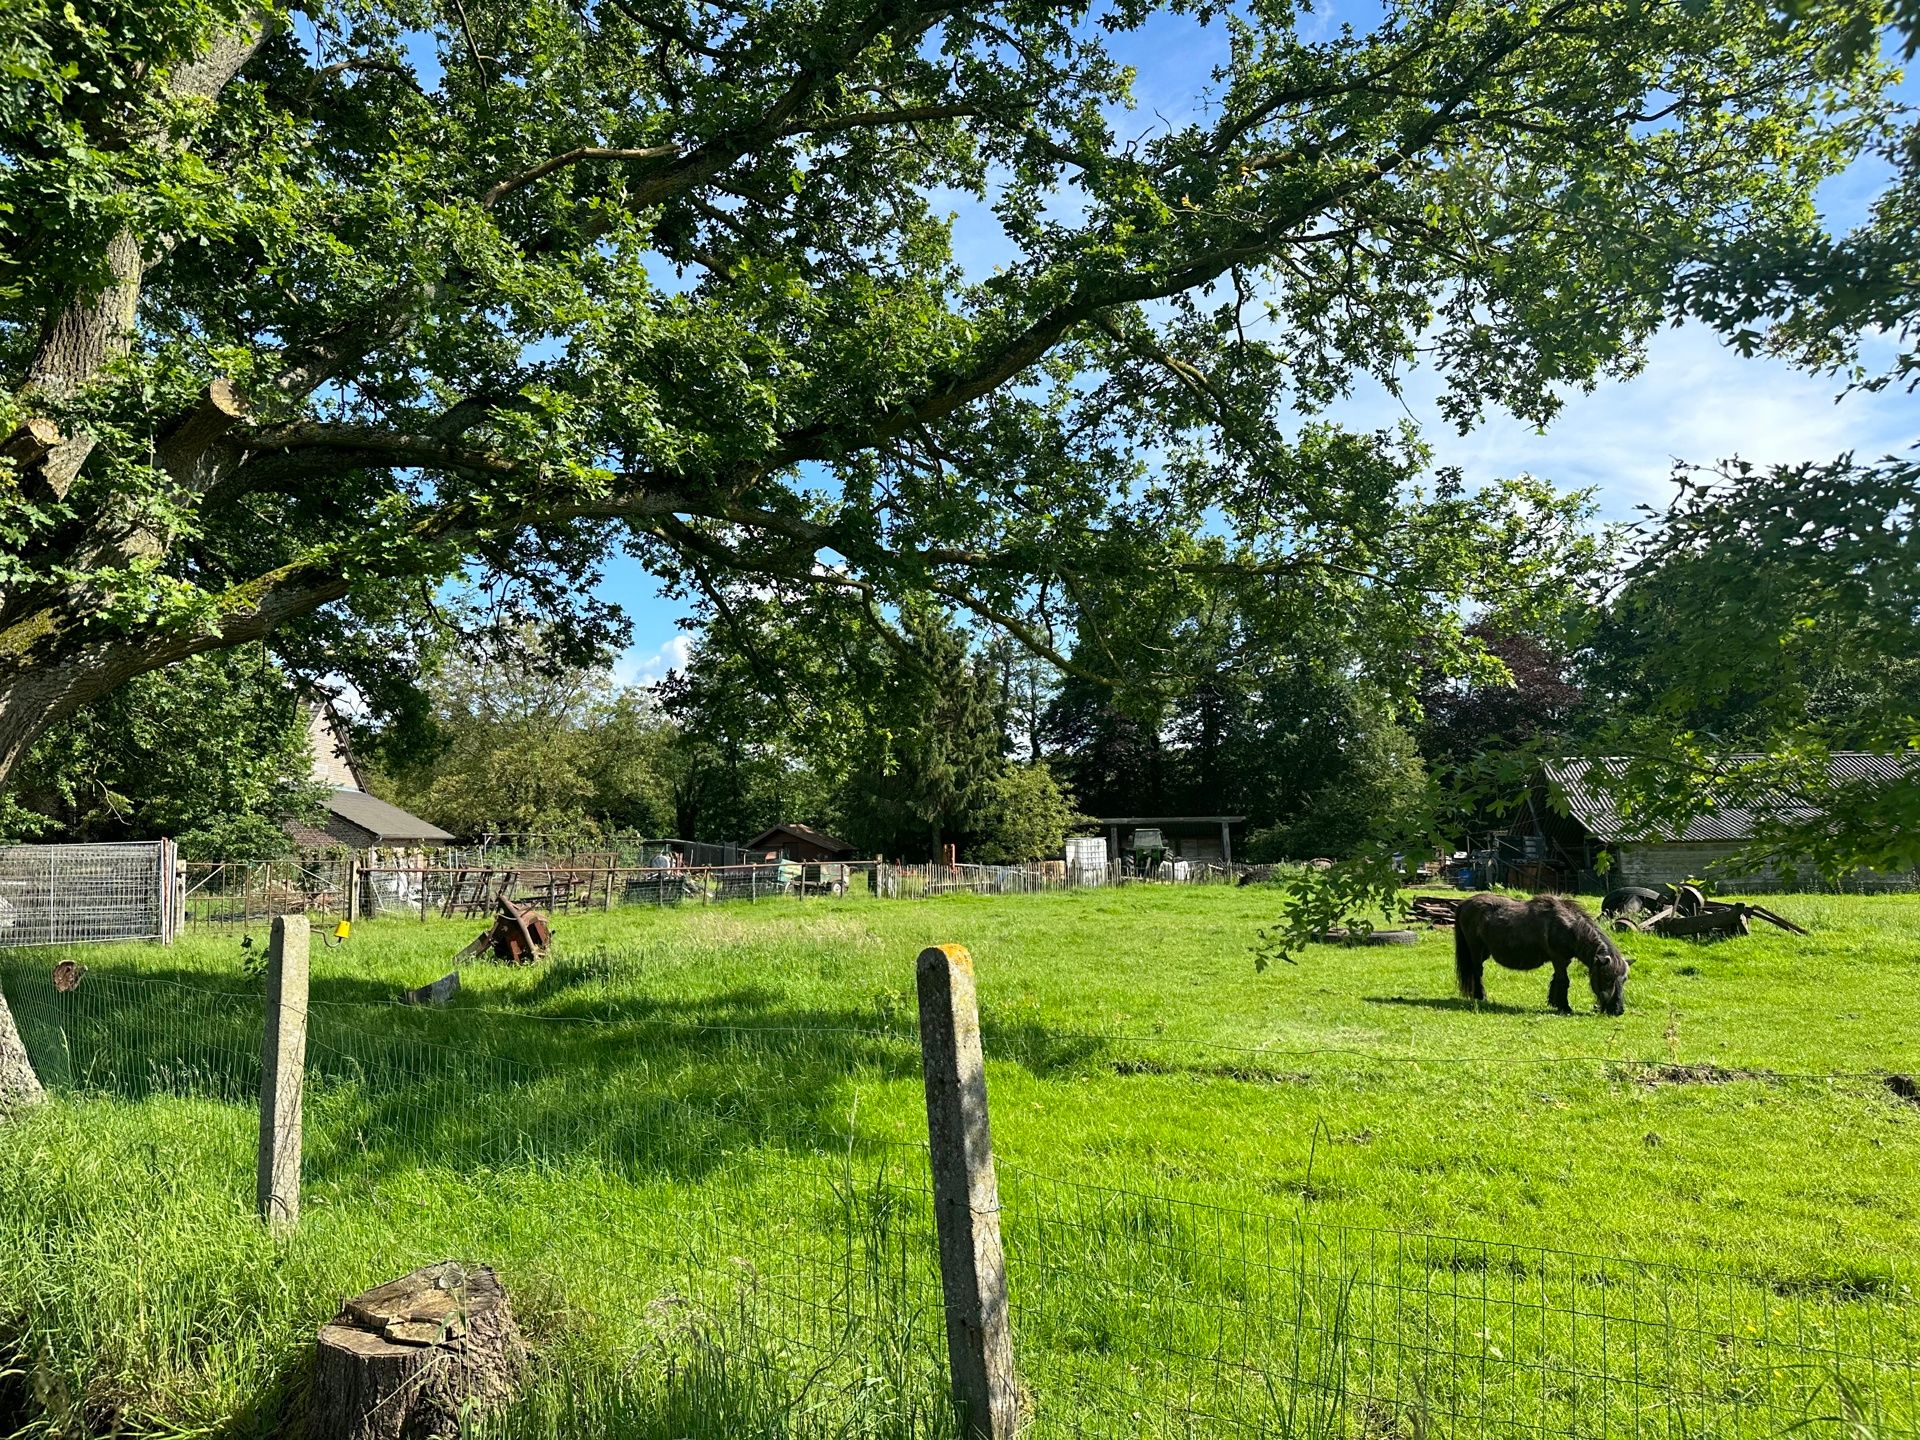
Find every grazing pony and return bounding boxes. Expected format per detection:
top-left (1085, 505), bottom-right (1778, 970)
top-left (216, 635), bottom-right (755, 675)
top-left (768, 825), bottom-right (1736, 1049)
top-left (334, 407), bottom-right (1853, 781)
top-left (1454, 894), bottom-right (1629, 1016)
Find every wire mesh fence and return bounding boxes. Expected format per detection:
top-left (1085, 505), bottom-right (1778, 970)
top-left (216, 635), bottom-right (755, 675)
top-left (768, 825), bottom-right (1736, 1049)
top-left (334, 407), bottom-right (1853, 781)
top-left (0, 840), bottom-right (176, 947)
top-left (875, 860), bottom-right (1242, 897)
top-left (1000, 1163), bottom-right (1918, 1439)
top-left (0, 945), bottom-right (1914, 1439)
top-left (174, 854), bottom-right (1251, 930)
top-left (181, 856), bottom-right (351, 929)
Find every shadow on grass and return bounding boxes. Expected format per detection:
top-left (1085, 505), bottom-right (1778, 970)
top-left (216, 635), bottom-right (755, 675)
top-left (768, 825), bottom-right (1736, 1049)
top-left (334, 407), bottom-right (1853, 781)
top-left (1363, 994), bottom-right (1538, 1016)
top-left (0, 954), bottom-right (1104, 1190)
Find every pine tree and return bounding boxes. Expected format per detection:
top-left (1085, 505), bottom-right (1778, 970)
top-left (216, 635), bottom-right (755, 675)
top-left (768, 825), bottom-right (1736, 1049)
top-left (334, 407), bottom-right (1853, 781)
top-left (846, 614), bottom-right (1004, 859)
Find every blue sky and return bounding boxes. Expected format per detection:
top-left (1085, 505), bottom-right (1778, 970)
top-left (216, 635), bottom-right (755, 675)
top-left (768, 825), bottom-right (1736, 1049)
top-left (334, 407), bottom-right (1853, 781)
top-left (605, 14), bottom-right (1918, 687)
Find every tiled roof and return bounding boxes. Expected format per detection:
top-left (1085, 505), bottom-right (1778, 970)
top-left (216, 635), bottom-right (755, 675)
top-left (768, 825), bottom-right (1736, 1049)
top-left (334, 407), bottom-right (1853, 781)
top-left (323, 789), bottom-right (454, 844)
top-left (1543, 753), bottom-right (1914, 844)
top-left (281, 816), bottom-right (344, 850)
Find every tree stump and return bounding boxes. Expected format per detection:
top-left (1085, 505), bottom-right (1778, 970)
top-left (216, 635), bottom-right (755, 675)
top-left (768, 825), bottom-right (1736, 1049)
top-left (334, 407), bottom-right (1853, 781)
top-left (312, 1262), bottom-right (524, 1440)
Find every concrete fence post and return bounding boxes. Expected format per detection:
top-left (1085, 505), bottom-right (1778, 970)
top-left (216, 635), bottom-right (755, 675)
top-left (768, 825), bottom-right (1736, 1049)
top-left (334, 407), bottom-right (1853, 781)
top-left (256, 914), bottom-right (309, 1234)
top-left (916, 943), bottom-right (1018, 1440)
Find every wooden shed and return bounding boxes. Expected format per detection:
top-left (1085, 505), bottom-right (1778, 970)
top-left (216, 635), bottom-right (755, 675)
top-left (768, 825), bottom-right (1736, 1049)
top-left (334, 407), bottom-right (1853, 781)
top-left (745, 823), bottom-right (858, 863)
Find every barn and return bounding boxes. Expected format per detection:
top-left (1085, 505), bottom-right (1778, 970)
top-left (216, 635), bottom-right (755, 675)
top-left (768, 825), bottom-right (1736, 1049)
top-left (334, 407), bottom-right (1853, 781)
top-left (282, 702), bottom-right (453, 856)
top-left (1525, 754), bottom-right (1916, 892)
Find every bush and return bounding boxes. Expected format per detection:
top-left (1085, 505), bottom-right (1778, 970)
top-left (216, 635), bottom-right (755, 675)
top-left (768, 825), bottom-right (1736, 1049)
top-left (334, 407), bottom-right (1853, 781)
top-left (968, 765), bottom-right (1086, 864)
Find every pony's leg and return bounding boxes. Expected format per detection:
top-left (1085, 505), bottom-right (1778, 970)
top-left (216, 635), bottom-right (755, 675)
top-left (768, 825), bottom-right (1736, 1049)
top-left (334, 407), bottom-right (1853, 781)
top-left (1547, 961), bottom-right (1572, 1014)
top-left (1455, 930), bottom-right (1488, 1001)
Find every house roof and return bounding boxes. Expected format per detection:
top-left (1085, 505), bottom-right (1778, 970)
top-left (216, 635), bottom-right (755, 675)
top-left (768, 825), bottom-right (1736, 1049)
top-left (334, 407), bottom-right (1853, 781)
top-left (746, 822), bottom-right (855, 854)
top-left (282, 816), bottom-right (345, 850)
top-left (1543, 754), bottom-right (1914, 844)
top-left (322, 788), bottom-right (453, 845)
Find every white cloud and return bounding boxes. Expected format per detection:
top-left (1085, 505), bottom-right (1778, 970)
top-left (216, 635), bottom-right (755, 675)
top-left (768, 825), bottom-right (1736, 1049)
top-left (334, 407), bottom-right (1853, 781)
top-left (1331, 324), bottom-right (1917, 521)
top-left (612, 631), bottom-right (694, 689)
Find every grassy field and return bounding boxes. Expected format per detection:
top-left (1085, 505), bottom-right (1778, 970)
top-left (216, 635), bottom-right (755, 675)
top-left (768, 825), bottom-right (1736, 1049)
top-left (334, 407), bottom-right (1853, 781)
top-left (1, 886), bottom-right (1916, 1438)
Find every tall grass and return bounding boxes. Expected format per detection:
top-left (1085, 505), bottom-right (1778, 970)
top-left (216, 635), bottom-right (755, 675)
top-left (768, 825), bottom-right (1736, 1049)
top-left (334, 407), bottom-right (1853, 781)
top-left (2, 887), bottom-right (1917, 1437)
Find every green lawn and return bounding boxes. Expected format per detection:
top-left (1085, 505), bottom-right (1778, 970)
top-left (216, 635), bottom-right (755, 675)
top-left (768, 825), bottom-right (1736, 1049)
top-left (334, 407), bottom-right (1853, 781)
top-left (1, 886), bottom-right (1916, 1438)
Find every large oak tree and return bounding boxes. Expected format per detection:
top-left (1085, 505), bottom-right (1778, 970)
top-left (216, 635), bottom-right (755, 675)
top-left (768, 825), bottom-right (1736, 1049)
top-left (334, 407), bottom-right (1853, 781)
top-left (0, 0), bottom-right (1894, 796)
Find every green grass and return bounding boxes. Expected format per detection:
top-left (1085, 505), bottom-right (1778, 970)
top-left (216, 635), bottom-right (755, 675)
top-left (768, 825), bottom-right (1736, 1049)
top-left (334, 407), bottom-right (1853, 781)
top-left (1, 886), bottom-right (1917, 1438)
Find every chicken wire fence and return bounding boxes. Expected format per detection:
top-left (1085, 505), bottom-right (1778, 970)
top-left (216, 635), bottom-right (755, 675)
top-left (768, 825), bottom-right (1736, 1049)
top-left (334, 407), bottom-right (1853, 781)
top-left (0, 952), bottom-right (1914, 1440)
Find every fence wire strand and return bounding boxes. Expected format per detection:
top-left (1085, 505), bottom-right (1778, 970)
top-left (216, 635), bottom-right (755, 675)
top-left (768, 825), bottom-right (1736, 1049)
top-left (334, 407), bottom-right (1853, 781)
top-left (0, 955), bottom-right (1913, 1439)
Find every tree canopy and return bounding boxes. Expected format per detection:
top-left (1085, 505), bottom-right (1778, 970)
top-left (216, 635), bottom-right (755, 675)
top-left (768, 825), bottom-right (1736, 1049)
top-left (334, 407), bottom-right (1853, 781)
top-left (375, 639), bottom-right (678, 843)
top-left (1, 0), bottom-right (1897, 793)
top-left (0, 645), bottom-right (323, 856)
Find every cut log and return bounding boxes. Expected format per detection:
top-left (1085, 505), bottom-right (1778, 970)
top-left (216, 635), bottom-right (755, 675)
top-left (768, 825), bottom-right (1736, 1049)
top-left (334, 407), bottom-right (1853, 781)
top-left (312, 1262), bottom-right (524, 1440)
top-left (1, 417), bottom-right (63, 468)
top-left (156, 378), bottom-right (247, 483)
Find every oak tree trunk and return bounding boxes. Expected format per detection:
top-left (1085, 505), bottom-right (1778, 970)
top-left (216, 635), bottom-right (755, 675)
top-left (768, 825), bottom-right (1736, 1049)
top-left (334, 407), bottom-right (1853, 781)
top-left (0, 987), bottom-right (44, 1112)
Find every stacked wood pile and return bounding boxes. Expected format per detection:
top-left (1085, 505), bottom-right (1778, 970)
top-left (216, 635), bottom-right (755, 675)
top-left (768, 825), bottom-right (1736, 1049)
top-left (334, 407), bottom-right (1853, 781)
top-left (1406, 896), bottom-right (1462, 927)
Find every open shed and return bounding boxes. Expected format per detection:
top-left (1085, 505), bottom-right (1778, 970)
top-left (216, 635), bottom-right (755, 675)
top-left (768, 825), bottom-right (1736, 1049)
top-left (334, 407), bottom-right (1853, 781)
top-left (1525, 754), bottom-right (1916, 892)
top-left (1092, 815), bottom-right (1246, 865)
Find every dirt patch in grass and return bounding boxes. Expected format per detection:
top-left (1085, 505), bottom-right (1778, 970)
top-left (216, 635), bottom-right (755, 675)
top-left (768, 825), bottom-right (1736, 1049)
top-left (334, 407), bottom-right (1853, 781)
top-left (1620, 1062), bottom-right (1782, 1087)
top-left (1884, 1073), bottom-right (1920, 1106)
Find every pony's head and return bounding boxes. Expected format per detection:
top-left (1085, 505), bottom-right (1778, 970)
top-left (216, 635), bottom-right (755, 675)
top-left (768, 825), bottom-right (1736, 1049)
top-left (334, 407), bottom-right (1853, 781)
top-left (1585, 932), bottom-right (1629, 1016)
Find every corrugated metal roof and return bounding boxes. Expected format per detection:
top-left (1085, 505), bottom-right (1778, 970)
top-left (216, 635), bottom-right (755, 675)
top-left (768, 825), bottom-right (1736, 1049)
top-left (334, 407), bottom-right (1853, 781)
top-left (325, 788), bottom-right (454, 844)
top-left (1544, 753), bottom-right (1915, 844)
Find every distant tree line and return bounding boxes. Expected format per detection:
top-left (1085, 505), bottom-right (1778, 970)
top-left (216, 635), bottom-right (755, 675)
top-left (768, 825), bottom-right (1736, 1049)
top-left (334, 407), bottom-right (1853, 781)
top-left (2, 499), bottom-right (1911, 865)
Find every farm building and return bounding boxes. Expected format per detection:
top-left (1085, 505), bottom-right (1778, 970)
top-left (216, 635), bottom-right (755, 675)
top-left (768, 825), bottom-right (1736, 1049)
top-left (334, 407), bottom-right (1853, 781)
top-left (1093, 815), bottom-right (1246, 865)
top-left (283, 704), bottom-right (453, 856)
top-left (745, 822), bottom-right (857, 863)
top-left (1514, 755), bottom-right (1916, 892)
top-left (282, 788), bottom-right (455, 854)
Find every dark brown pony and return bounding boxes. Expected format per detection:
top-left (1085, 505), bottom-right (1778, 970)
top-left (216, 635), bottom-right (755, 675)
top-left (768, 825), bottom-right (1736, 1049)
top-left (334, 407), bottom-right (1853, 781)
top-left (1455, 894), bottom-right (1629, 1016)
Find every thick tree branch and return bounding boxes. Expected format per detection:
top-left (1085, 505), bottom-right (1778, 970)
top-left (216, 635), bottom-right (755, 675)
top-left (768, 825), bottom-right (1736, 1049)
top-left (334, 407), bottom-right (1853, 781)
top-left (780, 102), bottom-right (982, 137)
top-left (156, 379), bottom-right (248, 488)
top-left (481, 145), bottom-right (681, 209)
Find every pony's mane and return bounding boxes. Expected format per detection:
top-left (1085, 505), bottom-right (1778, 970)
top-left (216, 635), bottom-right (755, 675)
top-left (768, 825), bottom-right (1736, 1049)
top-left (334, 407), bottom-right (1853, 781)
top-left (1566, 903), bottom-right (1628, 977)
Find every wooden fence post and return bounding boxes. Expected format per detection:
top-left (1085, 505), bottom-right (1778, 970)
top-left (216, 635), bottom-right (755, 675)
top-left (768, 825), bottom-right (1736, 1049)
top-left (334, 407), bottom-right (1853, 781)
top-left (256, 914), bottom-right (309, 1234)
top-left (345, 855), bottom-right (361, 925)
top-left (916, 944), bottom-right (1018, 1440)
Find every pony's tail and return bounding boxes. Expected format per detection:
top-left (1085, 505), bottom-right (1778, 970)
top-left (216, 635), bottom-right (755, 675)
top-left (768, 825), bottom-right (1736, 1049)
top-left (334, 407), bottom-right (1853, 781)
top-left (1455, 925), bottom-right (1484, 1001)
